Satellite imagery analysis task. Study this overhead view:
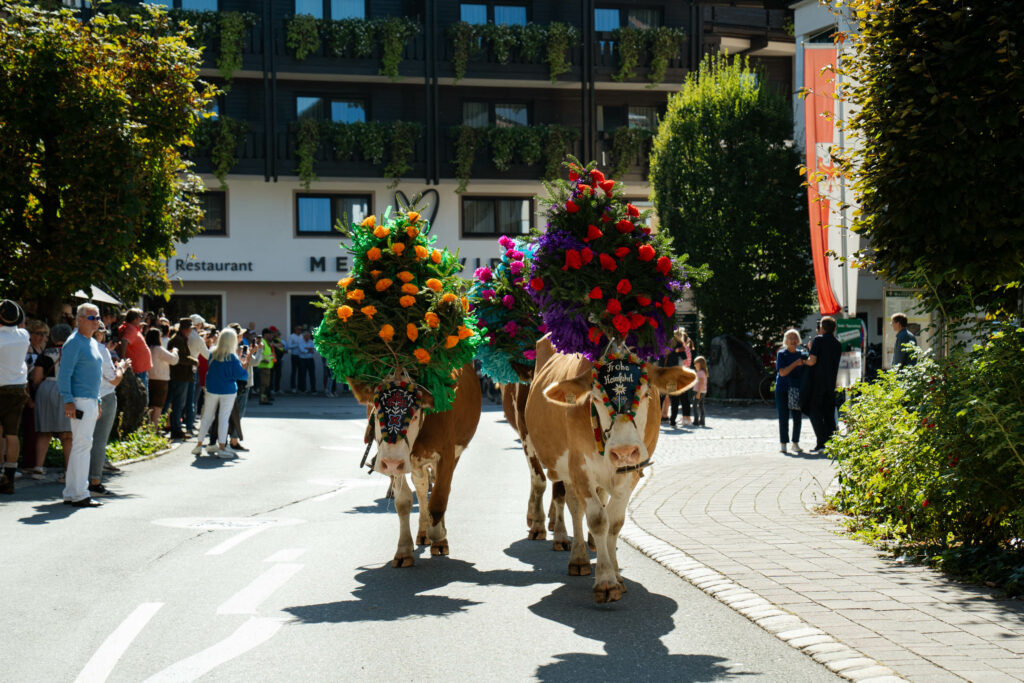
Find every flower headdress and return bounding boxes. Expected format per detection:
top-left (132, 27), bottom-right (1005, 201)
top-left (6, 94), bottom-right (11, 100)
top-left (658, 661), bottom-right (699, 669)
top-left (314, 207), bottom-right (482, 412)
top-left (466, 237), bottom-right (545, 385)
top-left (528, 157), bottom-right (701, 361)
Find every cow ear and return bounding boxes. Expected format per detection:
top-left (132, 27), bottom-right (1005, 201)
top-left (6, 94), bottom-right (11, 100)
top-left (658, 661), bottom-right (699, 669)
top-left (509, 361), bottom-right (534, 383)
top-left (649, 365), bottom-right (697, 395)
top-left (418, 389), bottom-right (435, 411)
top-left (543, 372), bottom-right (592, 407)
top-left (347, 377), bottom-right (375, 405)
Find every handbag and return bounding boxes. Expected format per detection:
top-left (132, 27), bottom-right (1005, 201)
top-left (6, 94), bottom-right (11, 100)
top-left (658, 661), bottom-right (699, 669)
top-left (788, 386), bottom-right (801, 411)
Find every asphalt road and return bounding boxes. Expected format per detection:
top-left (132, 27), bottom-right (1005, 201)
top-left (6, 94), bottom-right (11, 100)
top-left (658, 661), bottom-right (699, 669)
top-left (1, 395), bottom-right (836, 682)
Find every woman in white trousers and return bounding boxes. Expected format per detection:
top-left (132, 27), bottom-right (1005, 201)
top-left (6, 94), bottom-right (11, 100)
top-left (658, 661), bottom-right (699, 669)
top-left (192, 329), bottom-right (249, 458)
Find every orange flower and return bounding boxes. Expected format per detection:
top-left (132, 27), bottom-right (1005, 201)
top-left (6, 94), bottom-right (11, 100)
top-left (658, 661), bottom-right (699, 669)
top-left (373, 225), bottom-right (390, 239)
top-left (360, 215), bottom-right (376, 228)
top-left (378, 324), bottom-right (394, 342)
top-left (401, 283), bottom-right (419, 294)
top-left (431, 249), bottom-right (442, 264)
top-left (399, 295), bottom-right (416, 308)
top-left (461, 296), bottom-right (469, 313)
top-left (366, 247), bottom-right (382, 261)
top-left (442, 293), bottom-right (457, 304)
top-left (375, 278), bottom-right (393, 292)
top-left (406, 323), bottom-right (419, 342)
top-left (336, 305), bottom-right (353, 321)
top-left (445, 335), bottom-right (459, 349)
top-left (370, 270), bottom-right (382, 279)
top-left (337, 277), bottom-right (353, 289)
top-left (425, 278), bottom-right (443, 292)
top-left (414, 348), bottom-right (430, 364)
top-left (407, 211), bottom-right (420, 223)
top-left (392, 242), bottom-right (406, 255)
top-left (346, 289), bottom-right (365, 302)
top-left (424, 312), bottom-right (440, 328)
top-left (457, 325), bottom-right (473, 339)
top-left (360, 305), bottom-right (377, 318)
top-left (405, 225), bottom-right (419, 238)
top-left (414, 245), bottom-right (429, 259)
top-left (397, 271), bottom-right (414, 283)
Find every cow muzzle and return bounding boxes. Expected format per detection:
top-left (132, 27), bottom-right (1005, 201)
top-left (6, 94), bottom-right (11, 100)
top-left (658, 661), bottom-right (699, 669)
top-left (608, 445), bottom-right (641, 468)
top-left (379, 457), bottom-right (407, 476)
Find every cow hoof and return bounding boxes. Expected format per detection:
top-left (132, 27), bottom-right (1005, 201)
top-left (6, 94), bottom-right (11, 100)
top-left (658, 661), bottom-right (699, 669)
top-left (593, 582), bottom-right (623, 603)
top-left (392, 554), bottom-right (415, 568)
top-left (528, 529), bottom-right (546, 540)
top-left (416, 532), bottom-right (429, 546)
top-left (552, 540), bottom-right (570, 552)
top-left (430, 540), bottom-right (449, 556)
top-left (568, 560), bottom-right (592, 576)
top-left (547, 519), bottom-right (555, 532)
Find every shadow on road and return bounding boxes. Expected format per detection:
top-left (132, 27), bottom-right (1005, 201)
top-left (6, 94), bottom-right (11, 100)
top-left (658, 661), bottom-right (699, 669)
top-left (17, 501), bottom-right (78, 525)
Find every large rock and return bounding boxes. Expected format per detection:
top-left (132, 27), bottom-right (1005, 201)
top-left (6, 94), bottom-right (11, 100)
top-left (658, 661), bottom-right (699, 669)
top-left (708, 334), bottom-right (767, 399)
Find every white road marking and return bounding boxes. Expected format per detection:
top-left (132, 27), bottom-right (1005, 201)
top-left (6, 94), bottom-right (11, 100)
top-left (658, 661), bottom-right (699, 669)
top-left (153, 517), bottom-right (304, 531)
top-left (75, 602), bottom-right (163, 683)
top-left (217, 563), bottom-right (303, 615)
top-left (319, 445), bottom-right (366, 452)
top-left (205, 526), bottom-right (268, 556)
top-left (264, 548), bottom-right (306, 563)
top-left (143, 617), bottom-right (286, 683)
top-left (308, 477), bottom-right (382, 503)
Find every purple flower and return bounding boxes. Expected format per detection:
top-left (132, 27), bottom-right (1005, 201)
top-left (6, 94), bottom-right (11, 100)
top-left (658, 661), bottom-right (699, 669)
top-left (509, 261), bottom-right (525, 275)
top-left (498, 235), bottom-right (515, 250)
top-left (502, 294), bottom-right (515, 309)
top-left (474, 266), bottom-right (493, 282)
top-left (503, 320), bottom-right (519, 335)
top-left (482, 289), bottom-right (496, 301)
top-left (522, 349), bottom-right (537, 360)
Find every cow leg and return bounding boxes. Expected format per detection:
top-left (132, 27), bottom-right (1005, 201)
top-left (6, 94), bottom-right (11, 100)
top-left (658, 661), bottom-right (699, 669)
top-left (605, 487), bottom-right (632, 594)
top-left (391, 474), bottom-right (415, 568)
top-left (525, 449), bottom-right (547, 540)
top-left (581, 489), bottom-right (622, 603)
top-left (411, 464), bottom-right (431, 546)
top-left (549, 480), bottom-right (569, 551)
top-left (564, 484), bottom-right (591, 576)
top-left (426, 446), bottom-right (458, 557)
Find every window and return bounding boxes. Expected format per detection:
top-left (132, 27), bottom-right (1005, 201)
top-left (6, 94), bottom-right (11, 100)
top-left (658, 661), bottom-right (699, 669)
top-left (330, 100), bottom-right (366, 123)
top-left (145, 0), bottom-right (218, 8)
top-left (594, 8), bottom-right (619, 32)
top-left (296, 194), bottom-right (371, 236)
top-left (297, 96), bottom-right (325, 120)
top-left (462, 197), bottom-right (532, 237)
top-left (199, 191), bottom-right (227, 236)
top-left (297, 97), bottom-right (366, 123)
top-left (494, 5), bottom-right (526, 26)
top-left (462, 102), bottom-right (489, 128)
top-left (461, 3), bottom-right (526, 25)
top-left (627, 106), bottom-right (657, 132)
top-left (463, 102), bottom-right (528, 127)
top-left (495, 103), bottom-right (528, 127)
top-left (595, 7), bottom-right (662, 30)
top-left (460, 3), bottom-right (487, 24)
top-left (626, 8), bottom-right (660, 29)
top-left (295, 0), bottom-right (364, 19)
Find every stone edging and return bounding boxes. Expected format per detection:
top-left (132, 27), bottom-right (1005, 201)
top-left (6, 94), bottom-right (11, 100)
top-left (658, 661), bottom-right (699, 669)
top-left (620, 476), bottom-right (906, 683)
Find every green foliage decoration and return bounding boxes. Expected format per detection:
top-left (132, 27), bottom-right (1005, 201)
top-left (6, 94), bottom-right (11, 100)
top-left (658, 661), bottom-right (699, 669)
top-left (448, 20), bottom-right (478, 83)
top-left (314, 208), bottom-right (481, 413)
top-left (377, 16), bottom-right (418, 81)
top-left (488, 127), bottom-right (519, 172)
top-left (286, 13), bottom-right (321, 60)
top-left (520, 23), bottom-right (545, 61)
top-left (194, 115), bottom-right (250, 187)
top-left (609, 126), bottom-right (652, 179)
top-left (358, 120), bottom-right (388, 165)
top-left (611, 27), bottom-right (642, 82)
top-left (480, 22), bottom-right (520, 64)
top-left (646, 27), bottom-right (685, 86)
top-left (383, 121), bottom-right (421, 188)
top-left (543, 21), bottom-right (577, 83)
top-left (649, 54), bottom-right (813, 351)
top-left (449, 21), bottom-right (577, 82)
top-left (450, 124), bottom-right (574, 192)
top-left (216, 11), bottom-right (255, 82)
top-left (0, 1), bottom-right (214, 318)
top-left (541, 125), bottom-right (579, 180)
top-left (836, 0), bottom-right (1024, 321)
top-left (295, 117), bottom-right (321, 189)
top-left (323, 17), bottom-right (374, 57)
top-left (451, 125), bottom-right (482, 194)
top-left (167, 8), bottom-right (219, 47)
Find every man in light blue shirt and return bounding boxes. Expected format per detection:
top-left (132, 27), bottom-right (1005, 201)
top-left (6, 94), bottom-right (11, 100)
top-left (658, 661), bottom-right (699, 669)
top-left (57, 303), bottom-right (104, 507)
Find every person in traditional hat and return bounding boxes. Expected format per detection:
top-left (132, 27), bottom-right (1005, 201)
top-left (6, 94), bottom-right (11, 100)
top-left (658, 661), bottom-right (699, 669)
top-left (0, 300), bottom-right (30, 494)
top-left (185, 314), bottom-right (210, 432)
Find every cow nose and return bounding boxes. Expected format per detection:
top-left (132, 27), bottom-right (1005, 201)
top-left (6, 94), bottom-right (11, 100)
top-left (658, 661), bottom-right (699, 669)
top-left (609, 446), bottom-right (640, 467)
top-left (380, 458), bottom-right (406, 475)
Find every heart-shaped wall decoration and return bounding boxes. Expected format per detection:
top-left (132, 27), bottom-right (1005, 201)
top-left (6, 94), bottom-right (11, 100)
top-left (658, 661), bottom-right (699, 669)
top-left (394, 189), bottom-right (440, 225)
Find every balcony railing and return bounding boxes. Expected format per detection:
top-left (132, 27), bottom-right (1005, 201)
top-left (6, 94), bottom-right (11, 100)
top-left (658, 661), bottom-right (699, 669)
top-left (701, 6), bottom-right (788, 33)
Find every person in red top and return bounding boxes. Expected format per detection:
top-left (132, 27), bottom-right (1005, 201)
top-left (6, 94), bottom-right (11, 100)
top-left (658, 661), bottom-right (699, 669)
top-left (118, 309), bottom-right (153, 394)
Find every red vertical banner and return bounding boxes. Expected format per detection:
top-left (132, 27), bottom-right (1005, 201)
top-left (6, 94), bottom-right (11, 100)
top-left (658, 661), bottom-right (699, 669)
top-left (804, 47), bottom-right (842, 316)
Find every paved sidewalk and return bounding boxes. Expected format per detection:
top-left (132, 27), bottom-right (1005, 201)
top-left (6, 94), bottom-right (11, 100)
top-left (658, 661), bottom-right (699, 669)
top-left (625, 405), bottom-right (1024, 683)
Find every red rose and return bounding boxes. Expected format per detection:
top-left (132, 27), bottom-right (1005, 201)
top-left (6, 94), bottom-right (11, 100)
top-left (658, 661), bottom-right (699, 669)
top-left (606, 299), bottom-right (622, 314)
top-left (585, 224), bottom-right (603, 242)
top-left (569, 170), bottom-right (580, 181)
top-left (530, 278), bottom-right (544, 291)
top-left (588, 327), bottom-right (602, 345)
top-left (599, 253), bottom-right (617, 271)
top-left (599, 179), bottom-right (615, 196)
top-left (612, 314), bottom-right (631, 336)
top-left (636, 295), bottom-right (651, 307)
top-left (616, 219), bottom-right (634, 234)
top-left (647, 317), bottom-right (658, 328)
top-left (626, 203), bottom-right (640, 217)
top-left (590, 169), bottom-right (606, 183)
top-left (580, 247), bottom-right (594, 265)
top-left (566, 200), bottom-right (579, 213)
top-left (660, 297), bottom-right (675, 317)
top-left (642, 227), bottom-right (652, 236)
top-left (578, 184), bottom-right (592, 196)
top-left (589, 287), bottom-right (603, 300)
top-left (616, 279), bottom-right (632, 295)
top-left (563, 249), bottom-right (582, 270)
top-left (656, 256), bottom-right (672, 275)
top-left (637, 244), bottom-right (655, 262)
top-left (629, 312), bottom-right (646, 329)
top-left (614, 246), bottom-right (630, 258)
top-left (601, 213), bottom-right (614, 223)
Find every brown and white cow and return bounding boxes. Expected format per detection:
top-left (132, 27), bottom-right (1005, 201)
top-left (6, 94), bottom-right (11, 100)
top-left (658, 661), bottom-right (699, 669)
top-left (349, 363), bottom-right (481, 567)
top-left (524, 337), bottom-right (696, 602)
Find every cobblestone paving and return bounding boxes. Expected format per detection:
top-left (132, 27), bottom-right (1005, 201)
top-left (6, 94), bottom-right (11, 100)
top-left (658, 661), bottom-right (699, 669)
top-left (627, 405), bottom-right (1024, 683)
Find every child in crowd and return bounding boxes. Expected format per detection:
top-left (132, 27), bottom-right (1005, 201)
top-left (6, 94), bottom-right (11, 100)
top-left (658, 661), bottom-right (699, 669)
top-left (692, 356), bottom-right (708, 427)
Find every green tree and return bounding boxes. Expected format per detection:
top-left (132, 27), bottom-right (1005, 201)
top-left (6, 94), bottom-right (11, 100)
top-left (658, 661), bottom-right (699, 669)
top-left (0, 2), bottom-right (215, 321)
top-left (839, 0), bottom-right (1024, 323)
top-left (649, 54), bottom-right (813, 351)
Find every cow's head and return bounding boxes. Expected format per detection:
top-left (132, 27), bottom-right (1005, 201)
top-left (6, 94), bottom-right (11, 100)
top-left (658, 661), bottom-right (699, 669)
top-left (349, 373), bottom-right (434, 476)
top-left (543, 354), bottom-right (697, 469)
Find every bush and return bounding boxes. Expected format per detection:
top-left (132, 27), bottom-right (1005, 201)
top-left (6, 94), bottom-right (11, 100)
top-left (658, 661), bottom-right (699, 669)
top-left (830, 327), bottom-right (1024, 592)
top-left (106, 422), bottom-right (171, 463)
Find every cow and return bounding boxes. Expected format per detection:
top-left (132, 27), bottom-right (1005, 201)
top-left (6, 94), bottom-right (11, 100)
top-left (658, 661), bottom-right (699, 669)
top-left (349, 363), bottom-right (481, 567)
top-left (524, 337), bottom-right (697, 602)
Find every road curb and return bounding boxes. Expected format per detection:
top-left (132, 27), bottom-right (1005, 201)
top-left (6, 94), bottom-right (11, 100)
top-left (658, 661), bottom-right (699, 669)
top-left (621, 475), bottom-right (906, 683)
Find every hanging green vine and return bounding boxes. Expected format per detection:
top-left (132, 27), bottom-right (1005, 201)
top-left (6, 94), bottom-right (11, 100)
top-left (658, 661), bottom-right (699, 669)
top-left (210, 115), bottom-right (250, 186)
top-left (295, 117), bottom-right (321, 189)
top-left (481, 23), bottom-right (521, 64)
top-left (487, 127), bottom-right (519, 171)
top-left (519, 127), bottom-right (544, 166)
top-left (449, 21), bottom-right (478, 83)
top-left (646, 27), bottom-right (686, 87)
top-left (611, 26), bottom-right (643, 82)
top-left (377, 16), bottom-right (420, 81)
top-left (217, 12), bottom-right (255, 83)
top-left (520, 23), bottom-right (545, 61)
top-left (544, 22), bottom-right (578, 83)
top-left (610, 126), bottom-right (653, 178)
top-left (356, 121), bottom-right (388, 165)
top-left (541, 125), bottom-right (579, 179)
top-left (326, 121), bottom-right (358, 160)
top-left (286, 14), bottom-right (321, 60)
top-left (168, 9), bottom-right (219, 48)
top-left (383, 121), bottom-right (422, 187)
top-left (451, 125), bottom-right (483, 193)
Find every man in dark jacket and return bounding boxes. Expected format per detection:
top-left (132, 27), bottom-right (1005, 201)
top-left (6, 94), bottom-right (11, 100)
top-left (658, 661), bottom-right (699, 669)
top-left (167, 318), bottom-right (197, 440)
top-left (800, 316), bottom-right (842, 453)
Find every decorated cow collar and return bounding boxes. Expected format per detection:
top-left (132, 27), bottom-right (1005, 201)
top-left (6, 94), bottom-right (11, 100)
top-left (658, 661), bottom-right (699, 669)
top-left (588, 351), bottom-right (654, 473)
top-left (372, 381), bottom-right (421, 444)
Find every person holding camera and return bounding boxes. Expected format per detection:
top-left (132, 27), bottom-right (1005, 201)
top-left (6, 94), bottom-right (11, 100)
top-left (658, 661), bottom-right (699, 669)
top-left (57, 304), bottom-right (105, 508)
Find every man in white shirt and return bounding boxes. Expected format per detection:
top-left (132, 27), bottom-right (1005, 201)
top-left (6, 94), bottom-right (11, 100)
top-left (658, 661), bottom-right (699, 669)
top-left (286, 324), bottom-right (304, 393)
top-left (185, 314), bottom-right (210, 432)
top-left (0, 300), bottom-right (30, 494)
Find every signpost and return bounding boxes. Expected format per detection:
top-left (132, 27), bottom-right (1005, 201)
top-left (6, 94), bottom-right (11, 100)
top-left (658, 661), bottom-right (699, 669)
top-left (836, 317), bottom-right (865, 387)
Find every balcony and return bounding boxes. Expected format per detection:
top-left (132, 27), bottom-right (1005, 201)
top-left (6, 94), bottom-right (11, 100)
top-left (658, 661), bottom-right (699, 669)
top-left (439, 22), bottom-right (583, 84)
top-left (701, 6), bottom-right (789, 35)
top-left (273, 17), bottom-right (426, 80)
top-left (592, 31), bottom-right (688, 87)
top-left (596, 129), bottom-right (653, 182)
top-left (442, 124), bottom-right (583, 189)
top-left (275, 121), bottom-right (428, 183)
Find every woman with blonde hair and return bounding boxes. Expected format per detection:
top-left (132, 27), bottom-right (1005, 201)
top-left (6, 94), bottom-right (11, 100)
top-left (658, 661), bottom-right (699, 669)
top-left (191, 329), bottom-right (249, 458)
top-left (775, 328), bottom-right (808, 453)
